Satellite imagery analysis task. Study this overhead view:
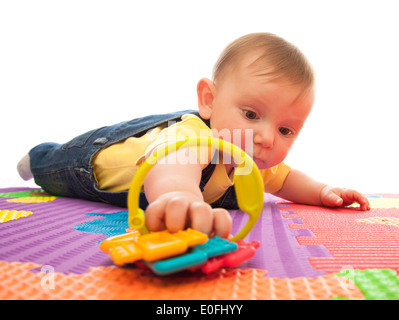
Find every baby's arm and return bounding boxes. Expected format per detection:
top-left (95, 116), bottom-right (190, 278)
top-left (143, 148), bottom-right (232, 238)
top-left (273, 169), bottom-right (370, 211)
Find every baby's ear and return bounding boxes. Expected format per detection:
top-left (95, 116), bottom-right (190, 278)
top-left (197, 78), bottom-right (215, 119)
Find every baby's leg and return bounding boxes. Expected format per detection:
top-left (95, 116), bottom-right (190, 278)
top-left (26, 142), bottom-right (91, 198)
top-left (17, 153), bottom-right (33, 181)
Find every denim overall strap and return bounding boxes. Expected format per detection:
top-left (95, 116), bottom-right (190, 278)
top-left (199, 154), bottom-right (239, 210)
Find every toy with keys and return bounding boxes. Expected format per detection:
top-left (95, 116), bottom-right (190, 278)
top-left (100, 137), bottom-right (264, 275)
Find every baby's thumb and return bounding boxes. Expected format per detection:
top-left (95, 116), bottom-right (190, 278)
top-left (323, 192), bottom-right (343, 207)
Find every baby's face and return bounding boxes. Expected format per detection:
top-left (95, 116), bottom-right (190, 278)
top-left (206, 60), bottom-right (314, 170)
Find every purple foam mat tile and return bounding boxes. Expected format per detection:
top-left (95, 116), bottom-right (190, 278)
top-left (0, 191), bottom-right (125, 274)
top-left (1, 187), bottom-right (331, 277)
top-left (280, 209), bottom-right (333, 257)
top-left (287, 218), bottom-right (304, 225)
top-left (305, 245), bottom-right (332, 258)
top-left (231, 193), bottom-right (330, 278)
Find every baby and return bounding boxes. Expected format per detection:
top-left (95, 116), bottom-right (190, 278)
top-left (17, 33), bottom-right (370, 238)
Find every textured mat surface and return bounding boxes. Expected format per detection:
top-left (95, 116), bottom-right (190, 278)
top-left (1, 187), bottom-right (398, 300)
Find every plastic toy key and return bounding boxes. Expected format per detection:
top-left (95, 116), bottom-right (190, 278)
top-left (196, 240), bottom-right (260, 274)
top-left (100, 228), bottom-right (208, 266)
top-left (144, 236), bottom-right (238, 275)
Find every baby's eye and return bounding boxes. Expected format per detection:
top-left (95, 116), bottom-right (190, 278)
top-left (243, 110), bottom-right (259, 120)
top-left (279, 127), bottom-right (294, 136)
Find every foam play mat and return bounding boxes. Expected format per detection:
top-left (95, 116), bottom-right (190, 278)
top-left (1, 187), bottom-right (398, 300)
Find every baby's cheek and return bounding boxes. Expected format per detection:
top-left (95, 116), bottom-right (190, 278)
top-left (272, 146), bottom-right (291, 166)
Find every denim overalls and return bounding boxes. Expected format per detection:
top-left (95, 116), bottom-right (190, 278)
top-left (29, 110), bottom-right (238, 209)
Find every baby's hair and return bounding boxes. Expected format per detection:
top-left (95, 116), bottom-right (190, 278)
top-left (213, 33), bottom-right (314, 92)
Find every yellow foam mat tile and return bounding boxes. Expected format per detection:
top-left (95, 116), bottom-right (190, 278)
top-left (350, 197), bottom-right (399, 209)
top-left (0, 210), bottom-right (33, 223)
top-left (6, 196), bottom-right (57, 203)
top-left (0, 261), bottom-right (364, 300)
top-left (356, 216), bottom-right (399, 227)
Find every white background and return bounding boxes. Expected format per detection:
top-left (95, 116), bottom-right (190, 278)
top-left (1, 0), bottom-right (398, 194)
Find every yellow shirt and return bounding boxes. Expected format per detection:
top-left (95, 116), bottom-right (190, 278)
top-left (92, 114), bottom-right (291, 202)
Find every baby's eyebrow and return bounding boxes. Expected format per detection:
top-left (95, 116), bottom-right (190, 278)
top-left (239, 96), bottom-right (268, 109)
top-left (283, 118), bottom-right (305, 131)
top-left (288, 118), bottom-right (305, 125)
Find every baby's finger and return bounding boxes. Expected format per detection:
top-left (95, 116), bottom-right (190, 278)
top-left (341, 189), bottom-right (370, 210)
top-left (189, 202), bottom-right (213, 235)
top-left (360, 196), bottom-right (371, 210)
top-left (164, 197), bottom-right (190, 233)
top-left (322, 191), bottom-right (344, 207)
top-left (212, 208), bottom-right (232, 239)
top-left (145, 199), bottom-right (167, 232)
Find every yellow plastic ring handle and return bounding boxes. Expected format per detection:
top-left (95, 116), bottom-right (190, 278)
top-left (128, 137), bottom-right (264, 241)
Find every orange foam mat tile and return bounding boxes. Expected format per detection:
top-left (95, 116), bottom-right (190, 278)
top-left (0, 261), bottom-right (364, 300)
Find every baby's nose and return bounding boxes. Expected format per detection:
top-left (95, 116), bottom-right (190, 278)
top-left (254, 127), bottom-right (274, 148)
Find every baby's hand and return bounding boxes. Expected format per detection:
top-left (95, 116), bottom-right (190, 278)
top-left (320, 185), bottom-right (370, 211)
top-left (144, 191), bottom-right (232, 238)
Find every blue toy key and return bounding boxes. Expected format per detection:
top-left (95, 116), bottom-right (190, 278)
top-left (144, 236), bottom-right (238, 275)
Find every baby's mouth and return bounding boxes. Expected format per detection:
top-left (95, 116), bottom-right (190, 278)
top-left (253, 156), bottom-right (268, 168)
